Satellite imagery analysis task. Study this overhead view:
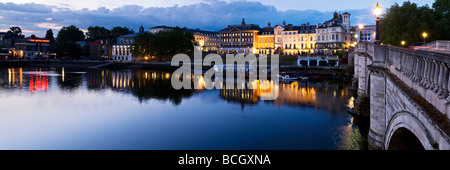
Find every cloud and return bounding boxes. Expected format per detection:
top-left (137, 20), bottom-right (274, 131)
top-left (0, 2), bottom-right (55, 13)
top-left (35, 22), bottom-right (62, 30)
top-left (0, 1), bottom-right (374, 37)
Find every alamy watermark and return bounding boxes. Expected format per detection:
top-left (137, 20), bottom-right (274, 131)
top-left (171, 46), bottom-right (279, 100)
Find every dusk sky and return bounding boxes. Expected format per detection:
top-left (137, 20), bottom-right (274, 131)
top-left (0, 0), bottom-right (436, 37)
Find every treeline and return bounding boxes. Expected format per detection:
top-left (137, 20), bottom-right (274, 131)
top-left (51, 25), bottom-right (134, 59)
top-left (381, 0), bottom-right (450, 46)
top-left (131, 27), bottom-right (196, 61)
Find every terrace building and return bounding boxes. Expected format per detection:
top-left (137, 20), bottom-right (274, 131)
top-left (315, 12), bottom-right (352, 54)
top-left (255, 22), bottom-right (275, 55)
top-left (188, 28), bottom-right (219, 53)
top-left (218, 18), bottom-right (260, 55)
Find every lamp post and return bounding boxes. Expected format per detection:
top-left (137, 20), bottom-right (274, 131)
top-left (401, 41), bottom-right (405, 47)
top-left (422, 32), bottom-right (427, 44)
top-left (358, 24), bottom-right (364, 42)
top-left (374, 2), bottom-right (382, 44)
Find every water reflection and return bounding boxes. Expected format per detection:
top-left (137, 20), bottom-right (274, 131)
top-left (29, 73), bottom-right (48, 93)
top-left (2, 67), bottom-right (353, 111)
top-left (0, 67), bottom-right (365, 150)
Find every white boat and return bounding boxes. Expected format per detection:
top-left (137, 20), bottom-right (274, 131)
top-left (299, 76), bottom-right (309, 81)
top-left (279, 75), bottom-right (297, 80)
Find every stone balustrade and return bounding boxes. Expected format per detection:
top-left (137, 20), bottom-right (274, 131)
top-left (356, 42), bottom-right (374, 58)
top-left (375, 44), bottom-right (450, 119)
top-left (355, 42), bottom-right (450, 149)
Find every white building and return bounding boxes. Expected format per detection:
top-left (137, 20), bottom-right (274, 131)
top-left (315, 12), bottom-right (352, 54)
top-left (356, 25), bottom-right (376, 42)
top-left (111, 25), bottom-right (144, 61)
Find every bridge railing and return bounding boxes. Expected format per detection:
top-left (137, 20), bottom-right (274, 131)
top-left (366, 43), bottom-right (450, 117)
top-left (356, 42), bottom-right (375, 58)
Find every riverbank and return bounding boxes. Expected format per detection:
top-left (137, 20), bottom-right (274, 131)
top-left (0, 60), bottom-right (353, 78)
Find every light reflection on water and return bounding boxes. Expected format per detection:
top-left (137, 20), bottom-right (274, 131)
top-left (0, 67), bottom-right (366, 150)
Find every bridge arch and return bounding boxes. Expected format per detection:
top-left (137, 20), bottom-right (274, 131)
top-left (384, 111), bottom-right (437, 150)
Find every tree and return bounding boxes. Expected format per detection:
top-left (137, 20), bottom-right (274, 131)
top-left (433, 0), bottom-right (450, 40)
top-left (111, 27), bottom-right (134, 40)
top-left (55, 25), bottom-right (85, 59)
top-left (7, 26), bottom-right (22, 36)
top-left (45, 29), bottom-right (54, 42)
top-left (131, 32), bottom-right (153, 59)
top-left (46, 29), bottom-right (56, 52)
top-left (56, 25), bottom-right (85, 43)
top-left (56, 41), bottom-right (83, 59)
top-left (380, 2), bottom-right (439, 46)
top-left (131, 27), bottom-right (195, 61)
top-left (86, 26), bottom-right (111, 41)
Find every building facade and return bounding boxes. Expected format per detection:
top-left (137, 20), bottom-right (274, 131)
top-left (189, 28), bottom-right (219, 53)
top-left (90, 39), bottom-right (112, 60)
top-left (13, 36), bottom-right (51, 59)
top-left (111, 25), bottom-right (144, 61)
top-left (255, 22), bottom-right (275, 54)
top-left (356, 25), bottom-right (376, 42)
top-left (219, 12), bottom-right (353, 56)
top-left (218, 19), bottom-right (260, 55)
top-left (315, 12), bottom-right (352, 54)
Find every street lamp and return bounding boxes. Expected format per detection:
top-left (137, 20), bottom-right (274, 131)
top-left (358, 24), bottom-right (364, 42)
top-left (422, 32), bottom-right (427, 44)
top-left (374, 2), bottom-right (382, 44)
top-left (401, 41), bottom-right (405, 47)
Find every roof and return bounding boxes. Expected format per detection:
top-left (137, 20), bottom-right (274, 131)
top-left (219, 24), bottom-right (261, 32)
top-left (118, 33), bottom-right (142, 38)
top-left (183, 28), bottom-right (217, 35)
top-left (150, 25), bottom-right (175, 29)
top-left (258, 26), bottom-right (274, 35)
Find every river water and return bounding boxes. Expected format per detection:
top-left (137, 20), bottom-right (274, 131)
top-left (0, 67), bottom-right (367, 150)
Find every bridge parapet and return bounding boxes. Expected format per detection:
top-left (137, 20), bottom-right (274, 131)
top-left (384, 46), bottom-right (450, 120)
top-left (356, 43), bottom-right (450, 149)
top-left (358, 43), bottom-right (450, 120)
top-left (356, 42), bottom-right (375, 58)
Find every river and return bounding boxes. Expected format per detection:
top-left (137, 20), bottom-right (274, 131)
top-left (0, 67), bottom-right (367, 150)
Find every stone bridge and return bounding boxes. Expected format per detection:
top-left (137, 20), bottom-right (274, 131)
top-left (354, 42), bottom-right (450, 150)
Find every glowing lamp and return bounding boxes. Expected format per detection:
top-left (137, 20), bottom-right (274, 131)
top-left (374, 2), bottom-right (382, 18)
